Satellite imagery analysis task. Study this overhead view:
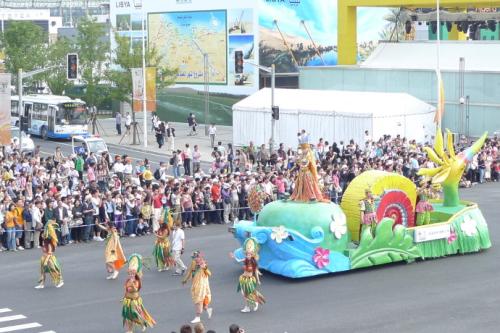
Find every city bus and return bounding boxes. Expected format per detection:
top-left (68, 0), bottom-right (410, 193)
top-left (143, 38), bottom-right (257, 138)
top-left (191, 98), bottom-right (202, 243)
top-left (11, 95), bottom-right (89, 139)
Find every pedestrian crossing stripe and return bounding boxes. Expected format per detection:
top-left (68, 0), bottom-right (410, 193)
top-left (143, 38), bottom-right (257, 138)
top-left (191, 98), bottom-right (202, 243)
top-left (0, 323), bottom-right (42, 333)
top-left (0, 308), bottom-right (55, 332)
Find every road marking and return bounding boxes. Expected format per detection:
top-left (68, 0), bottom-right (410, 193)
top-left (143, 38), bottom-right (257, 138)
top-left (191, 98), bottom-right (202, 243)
top-left (0, 323), bottom-right (42, 333)
top-left (39, 331), bottom-right (56, 333)
top-left (0, 311), bottom-right (10, 314)
top-left (0, 316), bottom-right (25, 323)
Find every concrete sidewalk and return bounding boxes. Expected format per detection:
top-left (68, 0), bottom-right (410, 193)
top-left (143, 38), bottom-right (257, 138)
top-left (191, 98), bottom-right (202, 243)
top-left (92, 116), bottom-right (233, 163)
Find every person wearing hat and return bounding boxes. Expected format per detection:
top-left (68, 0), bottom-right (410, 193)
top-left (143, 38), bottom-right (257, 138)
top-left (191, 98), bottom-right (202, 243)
top-left (359, 188), bottom-right (377, 239)
top-left (153, 212), bottom-right (174, 272)
top-left (35, 220), bottom-right (64, 289)
top-left (122, 254), bottom-right (156, 333)
top-left (97, 222), bottom-right (126, 280)
top-left (230, 238), bottom-right (265, 313)
top-left (182, 251), bottom-right (213, 324)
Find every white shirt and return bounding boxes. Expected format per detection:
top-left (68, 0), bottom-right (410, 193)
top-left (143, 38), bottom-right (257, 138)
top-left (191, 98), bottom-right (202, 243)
top-left (125, 115), bottom-right (132, 126)
top-left (171, 228), bottom-right (185, 251)
top-left (113, 162), bottom-right (125, 173)
top-left (208, 126), bottom-right (216, 135)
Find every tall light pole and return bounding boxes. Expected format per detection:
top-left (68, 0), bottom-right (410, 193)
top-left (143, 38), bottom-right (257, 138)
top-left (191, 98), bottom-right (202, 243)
top-left (192, 39), bottom-right (210, 135)
top-left (244, 61), bottom-right (277, 153)
top-left (134, 0), bottom-right (148, 148)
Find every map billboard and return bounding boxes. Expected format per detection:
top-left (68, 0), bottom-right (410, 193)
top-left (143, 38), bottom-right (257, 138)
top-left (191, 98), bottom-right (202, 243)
top-left (110, 0), bottom-right (389, 125)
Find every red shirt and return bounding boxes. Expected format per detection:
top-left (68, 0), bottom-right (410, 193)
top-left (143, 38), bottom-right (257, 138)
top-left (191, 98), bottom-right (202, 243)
top-left (153, 194), bottom-right (163, 209)
top-left (211, 184), bottom-right (221, 202)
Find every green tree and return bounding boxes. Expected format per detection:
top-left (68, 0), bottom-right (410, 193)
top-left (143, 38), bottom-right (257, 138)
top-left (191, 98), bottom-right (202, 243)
top-left (107, 33), bottom-right (176, 105)
top-left (42, 37), bottom-right (75, 95)
top-left (380, 8), bottom-right (410, 41)
top-left (0, 21), bottom-right (47, 81)
top-left (76, 17), bottom-right (109, 108)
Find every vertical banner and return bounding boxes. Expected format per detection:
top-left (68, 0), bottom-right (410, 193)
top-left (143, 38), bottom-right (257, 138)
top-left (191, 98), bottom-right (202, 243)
top-left (0, 74), bottom-right (11, 145)
top-left (146, 67), bottom-right (156, 112)
top-left (132, 67), bottom-right (156, 112)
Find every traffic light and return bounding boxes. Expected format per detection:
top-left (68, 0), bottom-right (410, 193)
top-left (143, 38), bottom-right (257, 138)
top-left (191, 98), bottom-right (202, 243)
top-left (272, 106), bottom-right (279, 120)
top-left (67, 53), bottom-right (78, 80)
top-left (235, 50), bottom-right (243, 74)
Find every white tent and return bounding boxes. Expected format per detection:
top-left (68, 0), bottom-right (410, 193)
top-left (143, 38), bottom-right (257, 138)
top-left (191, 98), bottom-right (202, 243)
top-left (362, 41), bottom-right (500, 72)
top-left (232, 88), bottom-right (436, 148)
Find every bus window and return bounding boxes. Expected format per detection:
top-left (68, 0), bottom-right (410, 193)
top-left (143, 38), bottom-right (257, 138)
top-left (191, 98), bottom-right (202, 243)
top-left (58, 102), bottom-right (87, 125)
top-left (11, 101), bottom-right (19, 117)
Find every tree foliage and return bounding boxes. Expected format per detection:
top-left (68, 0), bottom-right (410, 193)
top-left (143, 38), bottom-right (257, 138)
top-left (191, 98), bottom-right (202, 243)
top-left (107, 33), bottom-right (177, 104)
top-left (76, 16), bottom-right (109, 108)
top-left (0, 21), bottom-right (47, 81)
top-left (42, 38), bottom-right (75, 95)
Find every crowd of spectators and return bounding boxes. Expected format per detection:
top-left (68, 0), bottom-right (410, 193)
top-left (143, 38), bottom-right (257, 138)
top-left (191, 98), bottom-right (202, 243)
top-left (0, 129), bottom-right (498, 253)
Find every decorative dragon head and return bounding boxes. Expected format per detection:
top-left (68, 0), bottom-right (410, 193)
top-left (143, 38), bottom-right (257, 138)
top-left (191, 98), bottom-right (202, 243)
top-left (418, 127), bottom-right (487, 207)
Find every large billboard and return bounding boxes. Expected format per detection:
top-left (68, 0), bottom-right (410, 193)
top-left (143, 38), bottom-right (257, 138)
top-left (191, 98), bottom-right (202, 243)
top-left (110, 0), bottom-right (389, 125)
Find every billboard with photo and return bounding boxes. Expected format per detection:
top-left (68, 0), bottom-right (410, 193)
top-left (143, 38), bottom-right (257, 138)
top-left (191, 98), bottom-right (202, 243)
top-left (110, 0), bottom-right (390, 125)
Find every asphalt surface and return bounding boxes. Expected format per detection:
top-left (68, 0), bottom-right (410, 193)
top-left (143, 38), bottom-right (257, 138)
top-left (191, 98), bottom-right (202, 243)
top-left (2, 140), bottom-right (500, 333)
top-left (32, 136), bottom-right (212, 173)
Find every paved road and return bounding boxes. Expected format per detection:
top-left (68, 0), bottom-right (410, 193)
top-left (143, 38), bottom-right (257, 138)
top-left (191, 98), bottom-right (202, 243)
top-left (1, 183), bottom-right (499, 333)
top-left (32, 137), bottom-right (212, 174)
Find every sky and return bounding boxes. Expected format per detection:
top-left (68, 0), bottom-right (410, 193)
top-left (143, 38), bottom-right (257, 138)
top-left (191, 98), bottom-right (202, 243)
top-left (258, 0), bottom-right (390, 45)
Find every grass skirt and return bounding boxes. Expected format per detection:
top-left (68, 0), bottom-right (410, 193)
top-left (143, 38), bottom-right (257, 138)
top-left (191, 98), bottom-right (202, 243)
top-left (237, 274), bottom-right (265, 307)
top-left (152, 239), bottom-right (174, 269)
top-left (122, 297), bottom-right (156, 329)
top-left (39, 254), bottom-right (62, 285)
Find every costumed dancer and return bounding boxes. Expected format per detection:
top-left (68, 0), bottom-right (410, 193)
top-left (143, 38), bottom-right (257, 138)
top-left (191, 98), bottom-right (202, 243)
top-left (98, 222), bottom-right (126, 280)
top-left (35, 220), bottom-right (64, 289)
top-left (182, 250), bottom-right (213, 324)
top-left (416, 181), bottom-right (435, 226)
top-left (290, 140), bottom-right (328, 202)
top-left (231, 238), bottom-right (265, 313)
top-left (153, 213), bottom-right (174, 272)
top-left (359, 188), bottom-right (377, 239)
top-left (122, 254), bottom-right (156, 333)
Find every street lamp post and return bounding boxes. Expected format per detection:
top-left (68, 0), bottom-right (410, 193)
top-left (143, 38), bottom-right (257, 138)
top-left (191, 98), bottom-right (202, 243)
top-left (135, 0), bottom-right (148, 148)
top-left (192, 39), bottom-right (210, 135)
top-left (245, 62), bottom-right (277, 153)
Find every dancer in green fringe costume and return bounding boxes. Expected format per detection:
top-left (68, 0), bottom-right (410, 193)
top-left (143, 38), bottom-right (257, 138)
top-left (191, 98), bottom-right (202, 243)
top-left (231, 237), bottom-right (265, 313)
top-left (152, 216), bottom-right (174, 272)
top-left (35, 220), bottom-right (63, 289)
top-left (416, 182), bottom-right (435, 226)
top-left (122, 254), bottom-right (155, 332)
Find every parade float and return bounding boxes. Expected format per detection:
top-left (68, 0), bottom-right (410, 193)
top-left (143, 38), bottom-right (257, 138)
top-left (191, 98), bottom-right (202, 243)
top-left (230, 128), bottom-right (492, 278)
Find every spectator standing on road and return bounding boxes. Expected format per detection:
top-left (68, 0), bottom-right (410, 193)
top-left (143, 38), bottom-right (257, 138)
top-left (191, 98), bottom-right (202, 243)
top-left (183, 144), bottom-right (192, 176)
top-left (188, 113), bottom-right (197, 136)
top-left (156, 121), bottom-right (165, 149)
top-left (125, 112), bottom-right (132, 135)
top-left (208, 123), bottom-right (217, 148)
top-left (166, 123), bottom-right (176, 153)
top-left (192, 145), bottom-right (202, 174)
top-left (171, 222), bottom-right (187, 276)
top-left (115, 112), bottom-right (122, 135)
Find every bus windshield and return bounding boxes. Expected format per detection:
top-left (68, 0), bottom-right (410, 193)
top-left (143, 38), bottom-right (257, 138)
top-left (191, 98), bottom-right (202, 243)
top-left (86, 140), bottom-right (107, 153)
top-left (57, 102), bottom-right (87, 125)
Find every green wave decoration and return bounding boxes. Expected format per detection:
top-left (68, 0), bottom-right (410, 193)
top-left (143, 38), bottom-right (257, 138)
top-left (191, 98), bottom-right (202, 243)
top-left (351, 218), bottom-right (422, 270)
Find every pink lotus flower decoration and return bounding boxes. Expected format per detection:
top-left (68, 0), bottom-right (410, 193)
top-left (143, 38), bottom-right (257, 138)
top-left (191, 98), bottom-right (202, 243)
top-left (448, 228), bottom-right (457, 244)
top-left (313, 247), bottom-right (330, 269)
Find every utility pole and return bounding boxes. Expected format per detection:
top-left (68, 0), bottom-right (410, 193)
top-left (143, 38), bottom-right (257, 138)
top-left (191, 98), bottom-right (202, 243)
top-left (244, 62), bottom-right (277, 153)
top-left (17, 69), bottom-right (23, 154)
top-left (192, 39), bottom-right (211, 135)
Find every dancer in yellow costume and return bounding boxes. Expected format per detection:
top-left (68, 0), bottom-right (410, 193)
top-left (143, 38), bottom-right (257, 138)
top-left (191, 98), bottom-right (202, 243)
top-left (122, 254), bottom-right (156, 333)
top-left (182, 250), bottom-right (213, 324)
top-left (98, 222), bottom-right (126, 280)
top-left (35, 220), bottom-right (64, 289)
top-left (152, 211), bottom-right (174, 272)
